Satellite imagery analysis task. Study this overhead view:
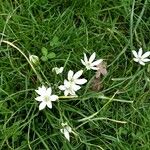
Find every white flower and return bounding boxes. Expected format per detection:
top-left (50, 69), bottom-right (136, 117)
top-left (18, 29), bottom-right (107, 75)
top-left (59, 80), bottom-right (79, 96)
top-left (67, 70), bottom-right (87, 85)
top-left (81, 52), bottom-right (103, 70)
top-left (132, 48), bottom-right (150, 65)
top-left (60, 123), bottom-right (72, 142)
top-left (52, 67), bottom-right (64, 74)
top-left (35, 85), bottom-right (58, 110)
top-left (59, 70), bottom-right (87, 96)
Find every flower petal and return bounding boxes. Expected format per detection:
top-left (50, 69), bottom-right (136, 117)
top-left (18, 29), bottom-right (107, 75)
top-left (132, 50), bottom-right (138, 58)
top-left (64, 80), bottom-right (70, 88)
top-left (35, 85), bottom-right (46, 96)
top-left (66, 126), bottom-right (72, 132)
top-left (72, 84), bottom-right (81, 91)
top-left (64, 90), bottom-right (69, 96)
top-left (39, 102), bottom-right (46, 110)
top-left (84, 53), bottom-right (88, 63)
top-left (75, 79), bottom-right (87, 85)
top-left (138, 48), bottom-right (143, 57)
top-left (50, 95), bottom-right (58, 101)
top-left (68, 70), bottom-right (74, 80)
top-left (91, 66), bottom-right (99, 70)
top-left (46, 101), bottom-right (52, 109)
top-left (91, 59), bottom-right (103, 67)
top-left (63, 128), bottom-right (70, 141)
top-left (46, 87), bottom-right (52, 95)
top-left (142, 58), bottom-right (150, 62)
top-left (73, 70), bottom-right (83, 79)
top-left (89, 52), bottom-right (96, 63)
top-left (81, 59), bottom-right (86, 66)
top-left (139, 60), bottom-right (145, 65)
top-left (35, 96), bottom-right (43, 101)
top-left (59, 85), bottom-right (66, 91)
top-left (133, 58), bottom-right (139, 62)
top-left (141, 51), bottom-right (150, 59)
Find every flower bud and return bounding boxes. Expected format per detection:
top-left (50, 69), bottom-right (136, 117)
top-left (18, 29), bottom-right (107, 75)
top-left (29, 55), bottom-right (39, 65)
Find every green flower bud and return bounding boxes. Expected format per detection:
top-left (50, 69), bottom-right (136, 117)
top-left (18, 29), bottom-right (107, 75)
top-left (29, 55), bottom-right (39, 65)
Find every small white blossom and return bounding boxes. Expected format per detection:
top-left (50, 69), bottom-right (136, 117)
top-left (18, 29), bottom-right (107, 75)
top-left (35, 85), bottom-right (58, 110)
top-left (58, 80), bottom-right (79, 96)
top-left (59, 70), bottom-right (87, 96)
top-left (132, 48), bottom-right (150, 65)
top-left (52, 67), bottom-right (64, 74)
top-left (60, 123), bottom-right (72, 142)
top-left (67, 70), bottom-right (87, 85)
top-left (81, 52), bottom-right (103, 70)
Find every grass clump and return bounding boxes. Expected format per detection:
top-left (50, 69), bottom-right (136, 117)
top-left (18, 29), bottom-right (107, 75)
top-left (0, 0), bottom-right (150, 149)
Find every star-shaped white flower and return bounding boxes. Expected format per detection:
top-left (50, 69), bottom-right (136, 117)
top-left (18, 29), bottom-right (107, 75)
top-left (81, 52), bottom-right (103, 70)
top-left (67, 70), bottom-right (87, 85)
top-left (132, 48), bottom-right (150, 65)
top-left (35, 85), bottom-right (58, 110)
top-left (60, 123), bottom-right (72, 142)
top-left (58, 80), bottom-right (80, 96)
top-left (52, 67), bottom-right (64, 74)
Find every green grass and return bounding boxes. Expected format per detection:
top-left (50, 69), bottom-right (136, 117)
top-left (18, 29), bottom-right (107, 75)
top-left (0, 0), bottom-right (150, 149)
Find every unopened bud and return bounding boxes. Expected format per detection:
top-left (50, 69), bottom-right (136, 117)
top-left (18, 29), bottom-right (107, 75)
top-left (29, 55), bottom-right (39, 65)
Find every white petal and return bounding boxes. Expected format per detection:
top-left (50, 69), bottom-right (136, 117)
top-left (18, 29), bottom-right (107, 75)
top-left (142, 58), bottom-right (150, 62)
top-left (66, 126), bottom-right (72, 132)
top-left (73, 70), bottom-right (83, 79)
top-left (91, 66), bottom-right (99, 70)
top-left (59, 85), bottom-right (66, 91)
top-left (69, 89), bottom-right (76, 95)
top-left (68, 70), bottom-right (74, 81)
top-left (141, 51), bottom-right (150, 59)
top-left (46, 87), bottom-right (52, 95)
top-left (46, 101), bottom-right (52, 109)
top-left (64, 80), bottom-right (70, 88)
top-left (64, 90), bottom-right (69, 96)
top-left (83, 53), bottom-right (88, 63)
top-left (132, 50), bottom-right (138, 58)
top-left (139, 60), bottom-right (145, 66)
top-left (133, 58), bottom-right (139, 62)
top-left (59, 67), bottom-right (64, 73)
top-left (81, 59), bottom-right (86, 66)
top-left (138, 48), bottom-right (143, 57)
top-left (50, 95), bottom-right (58, 101)
top-left (35, 85), bottom-right (46, 96)
top-left (91, 59), bottom-right (103, 66)
top-left (63, 128), bottom-right (70, 141)
top-left (60, 129), bottom-right (64, 133)
top-left (72, 84), bottom-right (81, 91)
top-left (89, 52), bottom-right (96, 63)
top-left (75, 79), bottom-right (87, 85)
top-left (35, 96), bottom-right (43, 101)
top-left (39, 102), bottom-right (46, 110)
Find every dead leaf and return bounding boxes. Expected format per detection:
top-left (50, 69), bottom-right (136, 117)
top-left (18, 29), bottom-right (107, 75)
top-left (96, 61), bottom-right (107, 78)
top-left (91, 61), bottom-right (107, 91)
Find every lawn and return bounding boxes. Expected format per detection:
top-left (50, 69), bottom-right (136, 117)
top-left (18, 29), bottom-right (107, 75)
top-left (0, 0), bottom-right (150, 149)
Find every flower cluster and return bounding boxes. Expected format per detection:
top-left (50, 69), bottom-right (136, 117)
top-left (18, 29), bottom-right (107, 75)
top-left (34, 52), bottom-right (102, 140)
top-left (33, 48), bottom-right (150, 141)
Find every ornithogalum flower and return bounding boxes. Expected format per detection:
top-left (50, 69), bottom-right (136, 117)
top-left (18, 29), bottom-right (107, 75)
top-left (132, 48), bottom-right (150, 65)
top-left (67, 70), bottom-right (87, 85)
top-left (52, 67), bottom-right (64, 74)
top-left (81, 52), bottom-right (103, 70)
top-left (60, 123), bottom-right (72, 142)
top-left (35, 85), bottom-right (58, 110)
top-left (59, 70), bottom-right (87, 96)
top-left (58, 80), bottom-right (79, 96)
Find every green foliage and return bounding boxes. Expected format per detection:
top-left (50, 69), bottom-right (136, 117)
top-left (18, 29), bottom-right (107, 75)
top-left (0, 0), bottom-right (150, 149)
